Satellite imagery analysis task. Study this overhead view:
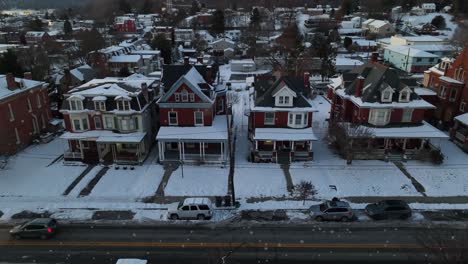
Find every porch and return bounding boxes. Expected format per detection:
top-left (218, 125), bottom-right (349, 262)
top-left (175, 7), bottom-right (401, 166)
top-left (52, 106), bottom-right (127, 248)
top-left (450, 115), bottom-right (468, 152)
top-left (252, 128), bottom-right (317, 164)
top-left (157, 141), bottom-right (229, 163)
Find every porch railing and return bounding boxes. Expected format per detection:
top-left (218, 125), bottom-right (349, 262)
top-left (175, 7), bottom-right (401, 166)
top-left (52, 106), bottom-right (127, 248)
top-left (64, 151), bottom-right (81, 160)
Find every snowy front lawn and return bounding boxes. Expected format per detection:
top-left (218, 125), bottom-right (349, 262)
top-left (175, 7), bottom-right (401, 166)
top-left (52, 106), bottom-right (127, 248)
top-left (164, 165), bottom-right (229, 196)
top-left (234, 165), bottom-right (289, 198)
top-left (290, 161), bottom-right (421, 199)
top-left (89, 165), bottom-right (165, 199)
top-left (0, 139), bottom-right (87, 197)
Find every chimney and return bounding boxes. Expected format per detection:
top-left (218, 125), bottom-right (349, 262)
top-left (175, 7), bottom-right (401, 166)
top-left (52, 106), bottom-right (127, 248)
top-left (197, 57), bottom-right (203, 64)
top-left (355, 76), bottom-right (365, 97)
top-left (184, 56), bottom-right (190, 65)
top-left (303, 71), bottom-right (310, 91)
top-left (205, 65), bottom-right (213, 84)
top-left (24, 72), bottom-right (32, 80)
top-left (6, 73), bottom-right (17, 90)
top-left (370, 52), bottom-right (379, 64)
top-left (141, 82), bottom-right (149, 102)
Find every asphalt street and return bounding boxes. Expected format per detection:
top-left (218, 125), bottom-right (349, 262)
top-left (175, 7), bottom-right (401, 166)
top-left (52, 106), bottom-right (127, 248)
top-left (0, 223), bottom-right (466, 264)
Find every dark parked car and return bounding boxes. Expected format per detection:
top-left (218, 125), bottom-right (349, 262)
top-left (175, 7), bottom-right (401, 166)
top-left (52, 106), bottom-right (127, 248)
top-left (309, 200), bottom-right (354, 222)
top-left (365, 200), bottom-right (412, 220)
top-left (9, 218), bottom-right (58, 239)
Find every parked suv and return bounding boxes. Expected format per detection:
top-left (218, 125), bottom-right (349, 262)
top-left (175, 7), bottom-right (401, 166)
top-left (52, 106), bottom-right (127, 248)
top-left (9, 218), bottom-right (58, 239)
top-left (309, 201), bottom-right (354, 222)
top-left (365, 200), bottom-right (412, 220)
top-left (168, 198), bottom-right (213, 220)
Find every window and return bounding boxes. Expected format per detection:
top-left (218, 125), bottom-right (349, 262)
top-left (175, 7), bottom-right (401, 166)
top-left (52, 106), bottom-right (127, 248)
top-left (42, 93), bottom-right (47, 105)
top-left (69, 99), bottom-right (83, 111)
top-left (181, 90), bottom-right (188, 102)
top-left (382, 90), bottom-right (392, 102)
top-left (73, 119), bottom-right (81, 131)
top-left (194, 111), bottom-right (204, 126)
top-left (288, 112), bottom-right (308, 128)
top-left (169, 111), bottom-right (178, 125)
top-left (402, 109), bottom-right (413, 122)
top-left (429, 58), bottom-right (434, 62)
top-left (399, 90), bottom-right (410, 102)
top-left (279, 96), bottom-right (290, 105)
top-left (461, 102), bottom-right (466, 112)
top-left (416, 58), bottom-right (422, 62)
top-left (94, 101), bottom-right (106, 111)
top-left (105, 116), bottom-right (114, 129)
top-left (36, 94), bottom-right (42, 108)
top-left (264, 112), bottom-right (275, 125)
top-left (8, 104), bottom-right (14, 121)
top-left (27, 98), bottom-right (32, 112)
top-left (94, 116), bottom-right (102, 129)
top-left (449, 88), bottom-right (457, 102)
top-left (439, 86), bottom-right (447, 98)
top-left (369, 109), bottom-right (391, 126)
top-left (117, 100), bottom-right (131, 111)
top-left (455, 68), bottom-right (465, 81)
top-left (175, 93), bottom-right (180, 102)
top-left (189, 93), bottom-right (195, 102)
top-left (15, 128), bottom-right (20, 144)
top-left (119, 117), bottom-right (137, 131)
top-left (82, 118), bottom-right (89, 130)
top-left (72, 118), bottom-right (89, 131)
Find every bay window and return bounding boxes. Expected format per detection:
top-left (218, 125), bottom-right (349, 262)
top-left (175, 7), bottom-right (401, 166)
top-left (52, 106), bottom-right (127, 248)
top-left (368, 109), bottom-right (391, 126)
top-left (69, 99), bottom-right (83, 111)
top-left (288, 112), bottom-right (308, 128)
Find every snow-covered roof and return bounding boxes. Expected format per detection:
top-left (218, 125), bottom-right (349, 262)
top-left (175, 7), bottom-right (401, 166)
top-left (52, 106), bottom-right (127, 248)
top-left (335, 57), bottom-right (364, 66)
top-left (336, 89), bottom-right (435, 109)
top-left (439, 76), bottom-right (464, 85)
top-left (407, 44), bottom-right (455, 52)
top-left (366, 121), bottom-right (448, 139)
top-left (385, 46), bottom-right (439, 58)
top-left (92, 96), bottom-right (107, 101)
top-left (131, 50), bottom-right (161, 55)
top-left (397, 35), bottom-right (444, 42)
top-left (0, 75), bottom-right (46, 101)
top-left (253, 128), bottom-right (318, 141)
top-left (108, 55), bottom-right (142, 63)
top-left (61, 130), bottom-right (146, 143)
top-left (353, 39), bottom-right (377, 46)
top-left (414, 88), bottom-right (437, 96)
top-left (455, 113), bottom-right (468, 125)
top-left (116, 260), bottom-right (148, 264)
top-left (156, 115), bottom-right (228, 141)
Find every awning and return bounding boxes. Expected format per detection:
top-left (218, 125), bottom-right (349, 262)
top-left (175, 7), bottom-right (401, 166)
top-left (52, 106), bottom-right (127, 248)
top-left (61, 131), bottom-right (146, 143)
top-left (253, 128), bottom-right (318, 141)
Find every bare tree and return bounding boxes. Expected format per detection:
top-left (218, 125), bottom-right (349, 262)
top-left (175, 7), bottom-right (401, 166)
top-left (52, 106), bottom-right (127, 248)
top-left (416, 228), bottom-right (468, 264)
top-left (294, 180), bottom-right (317, 205)
top-left (328, 122), bottom-right (374, 164)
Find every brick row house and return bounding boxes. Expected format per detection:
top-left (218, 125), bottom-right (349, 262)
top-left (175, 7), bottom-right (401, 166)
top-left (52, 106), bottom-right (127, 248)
top-left (60, 75), bottom-right (158, 164)
top-left (0, 73), bottom-right (51, 155)
top-left (422, 47), bottom-right (468, 127)
top-left (329, 63), bottom-right (448, 161)
top-left (248, 75), bottom-right (318, 163)
top-left (156, 66), bottom-right (228, 163)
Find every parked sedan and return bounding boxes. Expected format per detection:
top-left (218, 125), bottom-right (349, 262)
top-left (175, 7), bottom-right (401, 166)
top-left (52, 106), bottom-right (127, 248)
top-left (9, 218), bottom-right (58, 239)
top-left (309, 200), bottom-right (354, 222)
top-left (365, 200), bottom-right (412, 220)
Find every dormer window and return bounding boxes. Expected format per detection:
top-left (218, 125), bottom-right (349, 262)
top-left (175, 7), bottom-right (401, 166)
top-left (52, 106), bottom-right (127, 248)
top-left (381, 87), bottom-right (393, 103)
top-left (273, 84), bottom-right (297, 107)
top-left (399, 89), bottom-right (411, 102)
top-left (279, 96), bottom-right (290, 105)
top-left (68, 95), bottom-right (84, 111)
top-left (115, 96), bottom-right (131, 111)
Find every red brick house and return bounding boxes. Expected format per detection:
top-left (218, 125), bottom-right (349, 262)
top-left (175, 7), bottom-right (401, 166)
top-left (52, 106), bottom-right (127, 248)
top-left (115, 16), bottom-right (137, 33)
top-left (422, 47), bottom-right (468, 127)
top-left (450, 113), bottom-right (468, 152)
top-left (60, 75), bottom-right (159, 164)
top-left (329, 63), bottom-right (448, 161)
top-left (248, 75), bottom-right (318, 163)
top-left (156, 67), bottom-right (228, 163)
top-left (24, 31), bottom-right (53, 44)
top-left (0, 73), bottom-right (51, 155)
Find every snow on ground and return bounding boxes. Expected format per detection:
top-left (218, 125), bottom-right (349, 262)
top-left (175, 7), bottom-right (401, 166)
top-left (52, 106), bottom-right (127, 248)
top-left (401, 13), bottom-right (458, 38)
top-left (89, 165), bottom-right (165, 199)
top-left (0, 138), bottom-right (87, 197)
top-left (164, 165), bottom-right (229, 196)
top-left (405, 138), bottom-right (468, 196)
top-left (67, 166), bottom-right (104, 197)
top-left (235, 165), bottom-right (289, 198)
top-left (290, 162), bottom-right (421, 199)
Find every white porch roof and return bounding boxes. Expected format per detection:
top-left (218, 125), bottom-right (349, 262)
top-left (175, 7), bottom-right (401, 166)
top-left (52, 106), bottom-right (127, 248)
top-left (253, 128), bottom-right (318, 141)
top-left (61, 130), bottom-right (146, 143)
top-left (455, 113), bottom-right (468, 125)
top-left (367, 121), bottom-right (448, 139)
top-left (156, 115), bottom-right (228, 141)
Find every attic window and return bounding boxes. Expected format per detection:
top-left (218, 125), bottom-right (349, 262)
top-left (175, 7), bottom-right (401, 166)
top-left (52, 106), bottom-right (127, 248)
top-left (382, 90), bottom-right (392, 102)
top-left (116, 99), bottom-right (131, 111)
top-left (68, 98), bottom-right (84, 111)
top-left (399, 90), bottom-right (410, 102)
top-left (181, 90), bottom-right (188, 102)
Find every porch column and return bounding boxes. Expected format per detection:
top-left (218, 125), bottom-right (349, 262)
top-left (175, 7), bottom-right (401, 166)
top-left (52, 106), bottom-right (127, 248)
top-left (137, 143), bottom-right (141, 163)
top-left (202, 142), bottom-right (206, 159)
top-left (178, 142), bottom-right (182, 160)
top-left (97, 143), bottom-right (103, 163)
top-left (112, 144), bottom-right (117, 162)
top-left (309, 141), bottom-right (313, 151)
top-left (273, 141), bottom-right (276, 150)
top-left (291, 141), bottom-right (295, 151)
top-left (255, 140), bottom-right (258, 150)
top-left (402, 138), bottom-right (408, 150)
top-left (420, 139), bottom-right (425, 150)
top-left (182, 142), bottom-right (186, 160)
top-left (220, 142), bottom-right (224, 160)
top-left (384, 139), bottom-right (388, 149)
top-left (158, 142), bottom-right (163, 161)
top-left (199, 143), bottom-right (203, 160)
top-left (78, 140), bottom-right (84, 159)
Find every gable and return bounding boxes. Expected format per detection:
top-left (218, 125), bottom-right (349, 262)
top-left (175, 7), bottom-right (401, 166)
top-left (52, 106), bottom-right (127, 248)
top-left (159, 76), bottom-right (212, 104)
top-left (272, 85), bottom-right (297, 98)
